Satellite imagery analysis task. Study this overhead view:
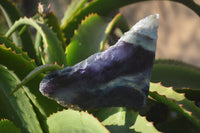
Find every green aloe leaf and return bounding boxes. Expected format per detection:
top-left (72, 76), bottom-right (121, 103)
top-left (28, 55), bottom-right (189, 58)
top-left (0, 119), bottom-right (21, 133)
top-left (34, 31), bottom-right (44, 64)
top-left (100, 13), bottom-right (123, 51)
top-left (152, 59), bottom-right (200, 103)
top-left (0, 0), bottom-right (21, 46)
top-left (175, 88), bottom-right (200, 101)
top-left (149, 82), bottom-right (200, 129)
top-left (44, 12), bottom-right (66, 49)
top-left (66, 13), bottom-right (121, 66)
top-left (0, 65), bottom-right (42, 133)
top-left (92, 107), bottom-right (160, 133)
top-left (66, 14), bottom-right (108, 66)
top-left (0, 44), bottom-right (63, 118)
top-left (0, 44), bottom-right (36, 79)
top-left (61, 0), bottom-right (138, 44)
top-left (0, 35), bottom-right (36, 64)
top-left (61, 0), bottom-right (88, 26)
top-left (47, 109), bottom-right (109, 133)
top-left (114, 15), bottom-right (130, 33)
top-left (152, 59), bottom-right (200, 89)
top-left (6, 17), bottom-right (67, 66)
top-left (62, 0), bottom-right (200, 44)
top-left (0, 0), bottom-right (38, 64)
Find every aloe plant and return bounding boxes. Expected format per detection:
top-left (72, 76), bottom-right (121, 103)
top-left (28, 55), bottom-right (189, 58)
top-left (0, 0), bottom-right (200, 133)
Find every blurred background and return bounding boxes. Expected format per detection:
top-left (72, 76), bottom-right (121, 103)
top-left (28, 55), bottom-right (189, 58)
top-left (1, 0), bottom-right (200, 67)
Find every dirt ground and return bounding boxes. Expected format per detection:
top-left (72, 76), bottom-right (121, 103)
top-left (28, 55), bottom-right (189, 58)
top-left (120, 1), bottom-right (200, 67)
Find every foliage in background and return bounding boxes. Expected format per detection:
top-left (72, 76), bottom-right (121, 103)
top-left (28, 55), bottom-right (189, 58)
top-left (0, 0), bottom-right (200, 132)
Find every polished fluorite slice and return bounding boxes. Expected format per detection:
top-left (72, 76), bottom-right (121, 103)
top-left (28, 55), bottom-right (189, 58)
top-left (40, 14), bottom-right (159, 110)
